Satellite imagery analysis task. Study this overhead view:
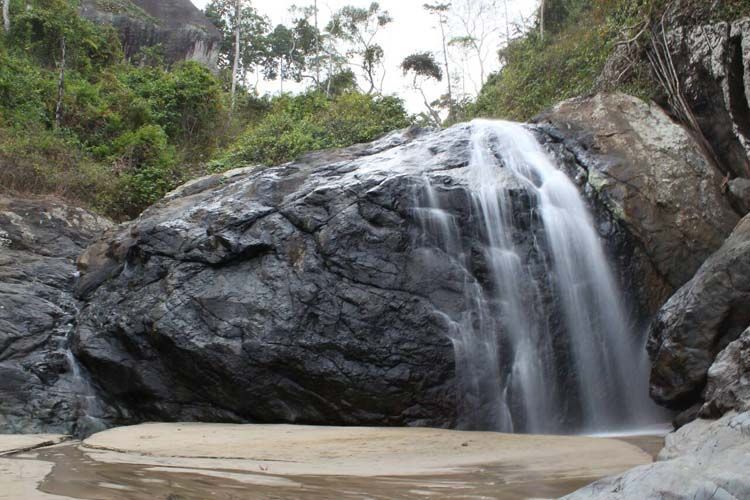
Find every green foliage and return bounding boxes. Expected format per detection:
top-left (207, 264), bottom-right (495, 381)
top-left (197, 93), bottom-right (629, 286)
top-left (8, 0), bottom-right (122, 70)
top-left (0, 2), bottom-right (227, 220)
top-left (0, 0), bottom-right (412, 221)
top-left (102, 125), bottom-right (180, 218)
top-left (204, 1), bottom-right (270, 76)
top-left (118, 62), bottom-right (225, 147)
top-left (469, 0), bottom-right (619, 121)
top-left (212, 90), bottom-right (411, 169)
top-left (470, 0), bottom-right (750, 122)
top-left (401, 52), bottom-right (443, 81)
top-left (327, 2), bottom-right (393, 93)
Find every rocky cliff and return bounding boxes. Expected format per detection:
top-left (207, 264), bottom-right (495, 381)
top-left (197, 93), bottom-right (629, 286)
top-left (2, 90), bottom-right (742, 436)
top-left (80, 0), bottom-right (221, 70)
top-left (0, 197), bottom-right (111, 435)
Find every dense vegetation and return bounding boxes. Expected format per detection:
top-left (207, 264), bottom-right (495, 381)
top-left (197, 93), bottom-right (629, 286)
top-left (3, 0), bottom-right (750, 219)
top-left (0, 0), bottom-right (410, 220)
top-left (468, 0), bottom-right (750, 121)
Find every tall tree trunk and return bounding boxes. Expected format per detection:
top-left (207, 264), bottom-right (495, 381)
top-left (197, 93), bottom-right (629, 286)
top-left (314, 0), bottom-right (320, 88)
top-left (55, 37), bottom-right (66, 129)
top-left (2, 0), bottom-right (9, 33)
top-left (503, 0), bottom-right (510, 42)
top-left (415, 77), bottom-right (441, 127)
top-left (438, 16), bottom-right (453, 120)
top-left (230, 0), bottom-right (241, 112)
top-left (326, 54), bottom-right (333, 97)
top-left (540, 0), bottom-right (545, 42)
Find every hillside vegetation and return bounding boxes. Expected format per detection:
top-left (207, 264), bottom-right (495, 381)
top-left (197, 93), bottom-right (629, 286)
top-left (468, 0), bottom-right (750, 121)
top-left (4, 0), bottom-right (750, 220)
top-left (0, 0), bottom-right (409, 220)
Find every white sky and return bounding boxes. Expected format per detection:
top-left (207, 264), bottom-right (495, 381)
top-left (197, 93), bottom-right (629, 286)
top-left (190, 0), bottom-right (539, 113)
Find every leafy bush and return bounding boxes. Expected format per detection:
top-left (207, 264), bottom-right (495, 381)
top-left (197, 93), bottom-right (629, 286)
top-left (0, 1), bottom-right (410, 220)
top-left (102, 125), bottom-right (180, 218)
top-left (468, 0), bottom-right (750, 122)
top-left (468, 0), bottom-right (619, 121)
top-left (118, 62), bottom-right (226, 149)
top-left (0, 3), bottom-right (227, 220)
top-left (212, 91), bottom-right (411, 169)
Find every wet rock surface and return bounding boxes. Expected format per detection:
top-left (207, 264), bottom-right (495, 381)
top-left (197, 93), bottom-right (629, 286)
top-left (648, 214), bottom-right (750, 412)
top-left (71, 120), bottom-right (660, 430)
top-left (562, 412), bottom-right (750, 500)
top-left (0, 197), bottom-right (111, 434)
top-left (73, 128), bottom-right (465, 427)
top-left (536, 93), bottom-right (739, 315)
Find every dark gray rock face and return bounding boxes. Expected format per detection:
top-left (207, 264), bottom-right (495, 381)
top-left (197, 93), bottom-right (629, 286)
top-left (648, 214), bottom-right (750, 411)
top-left (664, 17), bottom-right (750, 180)
top-left (563, 411), bottom-right (750, 500)
top-left (536, 93), bottom-right (739, 314)
top-left (73, 129), bottom-right (465, 427)
top-left (701, 327), bottom-right (750, 417)
top-left (0, 197), bottom-right (112, 434)
top-left (80, 0), bottom-right (221, 70)
top-left (71, 121), bottom-right (656, 430)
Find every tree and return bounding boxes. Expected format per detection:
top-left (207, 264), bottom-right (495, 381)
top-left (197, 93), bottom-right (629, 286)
top-left (263, 16), bottom-right (318, 92)
top-left (448, 0), bottom-right (505, 91)
top-left (54, 35), bottom-right (65, 128)
top-left (401, 52), bottom-right (443, 127)
top-left (2, 0), bottom-right (9, 33)
top-left (327, 2), bottom-right (392, 94)
top-left (204, 0), bottom-right (270, 93)
top-left (424, 3), bottom-right (453, 119)
top-left (539, 0), bottom-right (545, 41)
top-left (231, 0), bottom-right (242, 110)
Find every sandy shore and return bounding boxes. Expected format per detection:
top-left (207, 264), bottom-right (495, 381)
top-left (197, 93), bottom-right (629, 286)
top-left (0, 424), bottom-right (662, 499)
top-left (0, 435), bottom-right (68, 456)
top-left (82, 423), bottom-right (653, 477)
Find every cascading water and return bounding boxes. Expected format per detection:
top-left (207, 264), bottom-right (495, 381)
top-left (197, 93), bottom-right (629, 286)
top-left (416, 120), bottom-right (659, 434)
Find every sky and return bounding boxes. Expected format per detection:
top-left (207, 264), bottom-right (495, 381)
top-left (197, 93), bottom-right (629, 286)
top-left (190, 0), bottom-right (539, 113)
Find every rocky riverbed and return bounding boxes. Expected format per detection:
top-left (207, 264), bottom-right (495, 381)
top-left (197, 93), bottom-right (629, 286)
top-left (0, 424), bottom-right (661, 500)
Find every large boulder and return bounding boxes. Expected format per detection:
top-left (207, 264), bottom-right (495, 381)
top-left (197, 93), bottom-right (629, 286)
top-left (80, 0), bottom-right (221, 71)
top-left (700, 327), bottom-right (750, 417)
top-left (562, 411), bottom-right (750, 500)
top-left (0, 197), bottom-right (112, 434)
top-left (648, 214), bottom-right (750, 411)
top-left (536, 92), bottom-right (739, 313)
top-left (71, 119), bottom-right (660, 430)
top-left (72, 129), bottom-right (463, 427)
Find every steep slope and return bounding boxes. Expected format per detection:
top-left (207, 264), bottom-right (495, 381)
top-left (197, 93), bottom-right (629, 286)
top-left (80, 0), bottom-right (221, 70)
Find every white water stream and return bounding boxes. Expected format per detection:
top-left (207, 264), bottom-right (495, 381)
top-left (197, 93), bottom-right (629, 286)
top-left (417, 120), bottom-right (660, 433)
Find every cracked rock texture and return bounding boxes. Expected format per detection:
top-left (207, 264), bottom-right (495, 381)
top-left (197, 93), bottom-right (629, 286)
top-left (701, 327), bottom-right (750, 417)
top-left (665, 17), bottom-right (750, 180)
top-left (69, 116), bottom-right (659, 428)
top-left (70, 95), bottom-right (736, 429)
top-left (598, 15), bottom-right (750, 182)
top-left (648, 214), bottom-right (750, 412)
top-left (536, 92), bottom-right (739, 313)
top-left (73, 128), bottom-right (466, 427)
top-left (0, 197), bottom-right (112, 434)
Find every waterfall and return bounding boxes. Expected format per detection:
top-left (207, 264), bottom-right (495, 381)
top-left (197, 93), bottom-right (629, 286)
top-left (416, 120), bottom-right (659, 434)
top-left (65, 348), bottom-right (108, 435)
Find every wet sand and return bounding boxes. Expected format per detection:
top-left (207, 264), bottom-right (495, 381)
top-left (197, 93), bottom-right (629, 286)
top-left (0, 424), bottom-right (664, 500)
